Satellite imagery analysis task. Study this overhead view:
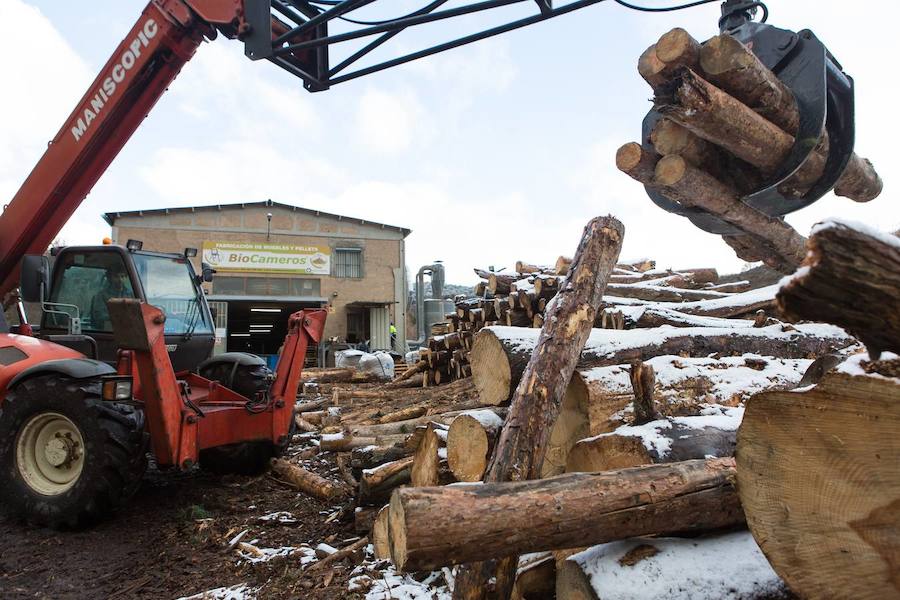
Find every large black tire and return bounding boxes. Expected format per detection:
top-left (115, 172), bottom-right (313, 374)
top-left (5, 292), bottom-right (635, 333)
top-left (197, 358), bottom-right (282, 475)
top-left (0, 375), bottom-right (147, 529)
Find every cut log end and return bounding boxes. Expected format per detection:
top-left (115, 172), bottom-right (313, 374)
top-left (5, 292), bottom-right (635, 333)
top-left (654, 154), bottom-right (688, 186)
top-left (655, 28), bottom-right (701, 66)
top-left (470, 330), bottom-right (513, 406)
top-left (699, 33), bottom-right (754, 76)
top-left (447, 415), bottom-right (493, 482)
top-left (387, 493), bottom-right (409, 570)
top-left (637, 44), bottom-right (666, 89)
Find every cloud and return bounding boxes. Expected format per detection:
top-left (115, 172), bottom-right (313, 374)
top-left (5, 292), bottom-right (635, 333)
top-left (354, 86), bottom-right (429, 154)
top-left (0, 0), bottom-right (92, 202)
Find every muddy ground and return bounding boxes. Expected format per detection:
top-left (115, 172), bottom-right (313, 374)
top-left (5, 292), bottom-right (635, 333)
top-left (0, 378), bottom-right (476, 600)
top-left (0, 456), bottom-right (364, 599)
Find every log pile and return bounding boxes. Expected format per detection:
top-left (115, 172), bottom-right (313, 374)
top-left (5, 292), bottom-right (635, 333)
top-left (622, 28), bottom-right (882, 273)
top-left (347, 217), bottom-right (871, 599)
top-left (400, 250), bottom-right (793, 388)
top-left (281, 216), bottom-right (894, 599)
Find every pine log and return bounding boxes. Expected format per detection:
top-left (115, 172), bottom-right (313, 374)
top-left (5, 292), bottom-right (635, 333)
top-left (488, 273), bottom-right (519, 296)
top-left (606, 282), bottom-right (728, 302)
top-left (390, 457), bottom-right (743, 572)
top-left (372, 506), bottom-right (391, 559)
top-left (511, 554), bottom-right (556, 600)
top-left (270, 458), bottom-right (348, 501)
top-left (628, 306), bottom-right (755, 329)
top-left (447, 410), bottom-right (504, 482)
top-left (294, 415), bottom-right (318, 433)
top-left (378, 405), bottom-right (427, 425)
top-left (554, 256), bottom-right (573, 275)
top-left (557, 532), bottom-right (789, 600)
top-left (319, 432), bottom-right (377, 452)
top-left (629, 362), bottom-right (659, 424)
top-left (637, 31), bottom-right (700, 94)
top-left (660, 68), bottom-right (881, 203)
top-left (453, 216), bottom-right (625, 599)
top-left (615, 143), bottom-right (788, 270)
top-left (654, 155), bottom-right (807, 271)
top-left (736, 372), bottom-right (900, 600)
top-left (515, 261), bottom-right (545, 274)
top-left (350, 444), bottom-right (414, 472)
top-left (359, 466), bottom-right (411, 507)
top-left (701, 34), bottom-right (882, 202)
top-left (470, 324), bottom-right (851, 406)
top-left (776, 220), bottom-right (900, 358)
top-left (411, 422), bottom-right (450, 487)
top-left (566, 416), bottom-right (738, 473)
top-left (354, 505), bottom-right (380, 534)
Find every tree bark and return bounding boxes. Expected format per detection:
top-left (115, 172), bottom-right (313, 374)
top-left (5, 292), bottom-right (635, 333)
top-left (566, 420), bottom-right (737, 473)
top-left (390, 458), bottom-right (743, 572)
top-left (654, 155), bottom-right (807, 271)
top-left (270, 458), bottom-right (348, 501)
top-left (470, 324), bottom-right (852, 406)
top-left (700, 34), bottom-right (882, 202)
top-left (453, 216), bottom-right (625, 600)
top-left (776, 220), bottom-right (900, 358)
top-left (350, 444), bottom-right (414, 472)
top-left (736, 372), bottom-right (900, 600)
top-left (615, 142), bottom-right (791, 271)
top-left (557, 531), bottom-right (789, 600)
top-left (629, 362), bottom-right (659, 425)
top-left (379, 405), bottom-right (427, 424)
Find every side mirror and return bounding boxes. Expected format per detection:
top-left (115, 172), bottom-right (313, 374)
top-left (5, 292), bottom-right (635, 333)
top-left (20, 255), bottom-right (50, 303)
top-left (201, 262), bottom-right (216, 283)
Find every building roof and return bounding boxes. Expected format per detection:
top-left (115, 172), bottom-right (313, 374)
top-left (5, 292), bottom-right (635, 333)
top-left (103, 199), bottom-right (411, 237)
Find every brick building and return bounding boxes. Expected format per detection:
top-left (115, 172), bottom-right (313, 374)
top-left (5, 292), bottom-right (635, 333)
top-left (104, 201), bottom-right (409, 359)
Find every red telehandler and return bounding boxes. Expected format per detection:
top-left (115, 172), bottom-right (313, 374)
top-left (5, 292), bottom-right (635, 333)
top-left (0, 0), bottom-right (859, 527)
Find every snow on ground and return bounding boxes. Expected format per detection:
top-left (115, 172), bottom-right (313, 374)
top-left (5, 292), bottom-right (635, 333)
top-left (348, 547), bottom-right (453, 599)
top-left (570, 531), bottom-right (785, 600)
top-left (176, 583), bottom-right (258, 600)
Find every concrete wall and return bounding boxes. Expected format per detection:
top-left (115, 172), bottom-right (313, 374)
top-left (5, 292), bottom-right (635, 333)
top-left (110, 204), bottom-right (407, 344)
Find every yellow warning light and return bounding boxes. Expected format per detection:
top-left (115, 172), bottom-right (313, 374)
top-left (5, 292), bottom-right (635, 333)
top-left (102, 237), bottom-right (113, 245)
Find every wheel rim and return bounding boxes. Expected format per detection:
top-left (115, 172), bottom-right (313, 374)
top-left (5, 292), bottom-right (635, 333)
top-left (15, 412), bottom-right (86, 495)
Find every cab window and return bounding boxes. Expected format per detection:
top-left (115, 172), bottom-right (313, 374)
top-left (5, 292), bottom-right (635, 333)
top-left (45, 252), bottom-right (135, 332)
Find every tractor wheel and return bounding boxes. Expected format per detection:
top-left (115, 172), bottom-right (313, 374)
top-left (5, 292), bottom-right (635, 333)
top-left (0, 375), bottom-right (147, 528)
top-left (198, 359), bottom-right (271, 400)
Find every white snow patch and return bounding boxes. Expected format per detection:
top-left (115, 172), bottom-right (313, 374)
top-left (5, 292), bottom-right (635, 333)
top-left (570, 531), bottom-right (785, 600)
top-left (580, 354), bottom-right (812, 406)
top-left (811, 218), bottom-right (900, 251)
top-left (457, 409), bottom-right (503, 429)
top-left (836, 352), bottom-right (900, 381)
top-left (257, 511), bottom-right (297, 524)
top-left (237, 543), bottom-right (297, 564)
top-left (177, 583), bottom-right (257, 600)
top-left (672, 405), bottom-right (744, 431)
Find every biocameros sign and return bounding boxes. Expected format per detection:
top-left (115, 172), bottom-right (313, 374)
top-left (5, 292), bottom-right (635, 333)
top-left (202, 242), bottom-right (331, 275)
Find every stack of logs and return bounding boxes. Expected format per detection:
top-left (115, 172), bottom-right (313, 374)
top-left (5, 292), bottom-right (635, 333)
top-left (619, 28), bottom-right (882, 273)
top-left (399, 254), bottom-right (778, 388)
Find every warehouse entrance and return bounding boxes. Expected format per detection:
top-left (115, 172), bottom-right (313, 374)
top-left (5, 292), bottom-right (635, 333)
top-left (208, 296), bottom-right (326, 368)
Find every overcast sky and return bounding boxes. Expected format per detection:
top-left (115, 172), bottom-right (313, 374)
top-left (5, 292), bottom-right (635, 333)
top-left (1, 0), bottom-right (897, 284)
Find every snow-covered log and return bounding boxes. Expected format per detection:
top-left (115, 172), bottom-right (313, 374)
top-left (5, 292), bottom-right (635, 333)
top-left (446, 410), bottom-right (504, 482)
top-left (566, 407), bottom-right (740, 473)
top-left (388, 458), bottom-right (742, 572)
top-left (737, 367), bottom-right (900, 600)
top-left (471, 323), bottom-right (851, 406)
top-left (777, 219), bottom-right (900, 358)
top-left (557, 531), bottom-right (789, 600)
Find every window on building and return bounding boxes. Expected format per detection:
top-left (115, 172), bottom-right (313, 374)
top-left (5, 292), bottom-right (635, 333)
top-left (334, 248), bottom-right (362, 278)
top-left (214, 276), bottom-right (321, 297)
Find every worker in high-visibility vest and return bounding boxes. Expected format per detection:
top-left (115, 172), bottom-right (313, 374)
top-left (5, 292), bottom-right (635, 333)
top-left (390, 322), bottom-right (397, 349)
